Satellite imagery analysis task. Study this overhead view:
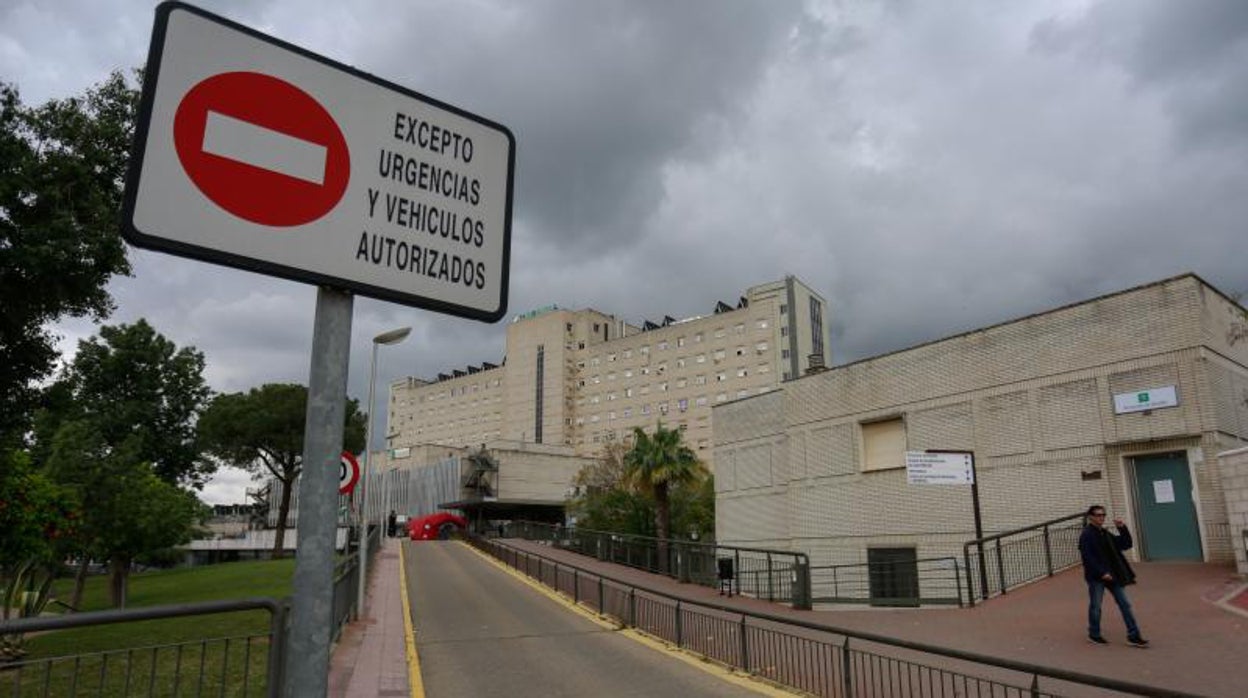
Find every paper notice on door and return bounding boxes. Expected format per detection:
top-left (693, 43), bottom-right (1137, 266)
top-left (1153, 479), bottom-right (1175, 504)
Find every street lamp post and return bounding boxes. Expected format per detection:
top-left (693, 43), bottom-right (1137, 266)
top-left (356, 326), bottom-right (411, 620)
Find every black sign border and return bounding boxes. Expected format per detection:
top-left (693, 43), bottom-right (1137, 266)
top-left (122, 1), bottom-right (515, 323)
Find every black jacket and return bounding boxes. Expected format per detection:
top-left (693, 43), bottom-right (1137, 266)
top-left (1078, 523), bottom-right (1136, 585)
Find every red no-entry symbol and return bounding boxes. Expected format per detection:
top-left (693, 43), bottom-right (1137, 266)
top-left (174, 71), bottom-right (350, 227)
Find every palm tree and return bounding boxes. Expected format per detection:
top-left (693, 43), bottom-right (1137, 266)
top-left (623, 424), bottom-right (705, 573)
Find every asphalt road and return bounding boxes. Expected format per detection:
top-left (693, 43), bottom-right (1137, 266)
top-left (403, 541), bottom-right (766, 697)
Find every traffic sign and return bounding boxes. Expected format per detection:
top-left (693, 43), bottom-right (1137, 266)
top-left (339, 451), bottom-right (360, 495)
top-left (123, 1), bottom-right (515, 322)
top-left (905, 451), bottom-right (974, 485)
top-left (173, 71), bottom-right (350, 227)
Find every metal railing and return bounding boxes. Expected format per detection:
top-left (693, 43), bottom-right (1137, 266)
top-left (332, 523), bottom-right (382, 637)
top-left (963, 513), bottom-right (1084, 606)
top-left (0, 598), bottom-right (286, 697)
top-left (470, 536), bottom-right (1195, 698)
top-left (503, 521), bottom-right (811, 609)
top-left (810, 556), bottom-right (964, 607)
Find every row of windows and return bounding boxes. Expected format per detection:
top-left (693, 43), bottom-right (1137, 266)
top-left (579, 343), bottom-right (770, 376)
top-left (574, 388), bottom-right (765, 424)
top-left (578, 365), bottom-right (768, 404)
top-left (576, 323), bottom-right (771, 367)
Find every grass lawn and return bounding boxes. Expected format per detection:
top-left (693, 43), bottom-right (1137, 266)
top-left (3, 559), bottom-right (295, 697)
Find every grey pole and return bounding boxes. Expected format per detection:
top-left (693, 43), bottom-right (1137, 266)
top-left (357, 326), bottom-right (411, 620)
top-left (355, 340), bottom-right (379, 621)
top-left (286, 286), bottom-right (353, 698)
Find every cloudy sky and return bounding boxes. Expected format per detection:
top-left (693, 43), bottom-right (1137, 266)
top-left (4, 0), bottom-right (1247, 504)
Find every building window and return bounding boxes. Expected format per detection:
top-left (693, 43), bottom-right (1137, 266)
top-left (756, 319), bottom-right (768, 329)
top-left (781, 349), bottom-right (790, 359)
top-left (659, 382), bottom-right (668, 392)
top-left (660, 403), bottom-right (669, 415)
top-left (623, 349), bottom-right (632, 359)
top-left (658, 340), bottom-right (669, 351)
top-left (642, 404), bottom-right (651, 415)
top-left (780, 327), bottom-right (788, 337)
top-left (678, 399), bottom-right (688, 412)
top-left (696, 354), bottom-right (706, 363)
top-left (676, 358), bottom-right (686, 368)
top-left (862, 418), bottom-right (905, 472)
top-left (695, 375), bottom-right (707, 385)
top-left (715, 328), bottom-right (726, 338)
top-left (624, 369), bottom-right (633, 378)
top-left (737, 368), bottom-right (748, 377)
top-left (677, 336), bottom-right (686, 347)
top-left (623, 408), bottom-right (632, 418)
top-left (534, 345), bottom-right (544, 443)
top-left (734, 323), bottom-right (745, 334)
top-left (676, 378), bottom-right (687, 389)
top-left (716, 393), bottom-right (727, 402)
top-left (695, 396), bottom-right (708, 406)
top-left (716, 372), bottom-right (726, 382)
top-left (608, 353), bottom-right (617, 362)
top-left (756, 342), bottom-right (768, 352)
top-left (695, 333), bottom-right (703, 343)
top-left (779, 304), bottom-right (787, 314)
top-left (625, 387), bottom-right (633, 397)
top-left (810, 297), bottom-right (825, 362)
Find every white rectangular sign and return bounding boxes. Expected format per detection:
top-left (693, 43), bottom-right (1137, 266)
top-left (1153, 479), bottom-right (1176, 504)
top-left (1112, 385), bottom-right (1178, 415)
top-left (123, 2), bottom-right (515, 322)
top-left (906, 451), bottom-right (974, 485)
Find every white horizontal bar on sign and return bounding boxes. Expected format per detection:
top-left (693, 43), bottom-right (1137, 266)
top-left (201, 111), bottom-right (327, 185)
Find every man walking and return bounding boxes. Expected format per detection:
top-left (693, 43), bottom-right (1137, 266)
top-left (1078, 505), bottom-right (1148, 647)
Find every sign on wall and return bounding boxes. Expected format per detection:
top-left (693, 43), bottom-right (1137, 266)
top-left (123, 2), bottom-right (515, 321)
top-left (1112, 385), bottom-right (1179, 415)
top-left (905, 451), bottom-right (974, 485)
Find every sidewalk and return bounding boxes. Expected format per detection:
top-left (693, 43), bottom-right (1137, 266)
top-left (327, 536), bottom-right (412, 698)
top-left (502, 539), bottom-right (1248, 697)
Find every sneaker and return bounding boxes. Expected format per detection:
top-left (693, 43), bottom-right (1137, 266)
top-left (1087, 635), bottom-right (1108, 645)
top-left (1126, 635), bottom-right (1149, 648)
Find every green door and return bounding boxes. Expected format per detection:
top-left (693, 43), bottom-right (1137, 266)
top-left (1132, 452), bottom-right (1202, 560)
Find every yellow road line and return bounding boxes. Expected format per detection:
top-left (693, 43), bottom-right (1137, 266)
top-left (398, 541), bottom-right (425, 698)
top-left (459, 541), bottom-right (798, 697)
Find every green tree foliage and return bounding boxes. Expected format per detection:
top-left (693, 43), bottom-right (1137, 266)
top-left (32, 320), bottom-right (211, 608)
top-left (0, 450), bottom-right (74, 568)
top-left (49, 319), bottom-right (213, 487)
top-left (0, 73), bottom-right (138, 447)
top-left (623, 424), bottom-right (706, 544)
top-left (198, 384), bottom-right (367, 556)
top-left (46, 420), bottom-right (205, 608)
top-left (571, 434), bottom-right (714, 542)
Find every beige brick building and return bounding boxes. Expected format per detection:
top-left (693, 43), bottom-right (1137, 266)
top-left (714, 274), bottom-right (1248, 570)
top-left (386, 276), bottom-right (830, 468)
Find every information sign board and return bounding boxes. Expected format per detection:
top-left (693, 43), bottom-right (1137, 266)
top-left (906, 451), bottom-right (974, 485)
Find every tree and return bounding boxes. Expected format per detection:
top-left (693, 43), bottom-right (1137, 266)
top-left (0, 450), bottom-right (74, 569)
top-left (198, 384), bottom-right (367, 556)
top-left (57, 319), bottom-right (213, 487)
top-left (0, 73), bottom-right (138, 447)
top-left (33, 319), bottom-right (211, 607)
top-left (623, 424), bottom-right (707, 572)
top-left (46, 420), bottom-right (205, 608)
top-left (569, 438), bottom-right (715, 540)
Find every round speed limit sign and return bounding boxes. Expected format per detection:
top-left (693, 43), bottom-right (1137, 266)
top-left (339, 451), bottom-right (360, 495)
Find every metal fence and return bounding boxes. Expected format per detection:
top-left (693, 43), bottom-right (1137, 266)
top-left (471, 536), bottom-right (1197, 698)
top-left (0, 598), bottom-right (285, 698)
top-left (963, 513), bottom-right (1084, 606)
top-left (810, 556), bottom-right (964, 607)
top-left (503, 521), bottom-right (812, 609)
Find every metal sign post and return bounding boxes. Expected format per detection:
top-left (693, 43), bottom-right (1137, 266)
top-left (907, 450), bottom-right (986, 598)
top-left (288, 286), bottom-right (353, 698)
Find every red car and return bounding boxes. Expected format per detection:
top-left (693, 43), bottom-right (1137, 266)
top-left (407, 512), bottom-right (468, 540)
